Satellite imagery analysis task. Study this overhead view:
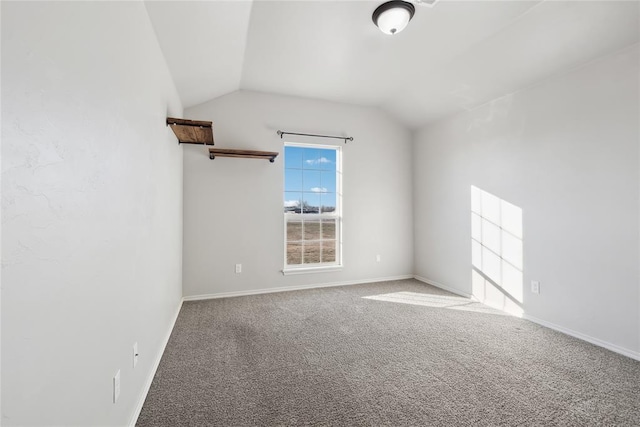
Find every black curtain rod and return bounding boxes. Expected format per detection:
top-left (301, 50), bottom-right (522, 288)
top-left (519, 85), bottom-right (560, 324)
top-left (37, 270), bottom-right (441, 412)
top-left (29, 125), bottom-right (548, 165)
top-left (277, 130), bottom-right (353, 144)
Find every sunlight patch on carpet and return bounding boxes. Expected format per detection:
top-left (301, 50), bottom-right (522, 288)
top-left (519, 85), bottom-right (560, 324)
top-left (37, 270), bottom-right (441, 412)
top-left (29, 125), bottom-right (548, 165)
top-left (363, 291), bottom-right (510, 316)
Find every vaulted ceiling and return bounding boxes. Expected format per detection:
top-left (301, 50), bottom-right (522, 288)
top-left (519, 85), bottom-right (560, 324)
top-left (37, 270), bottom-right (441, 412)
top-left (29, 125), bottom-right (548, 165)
top-left (145, 0), bottom-right (639, 129)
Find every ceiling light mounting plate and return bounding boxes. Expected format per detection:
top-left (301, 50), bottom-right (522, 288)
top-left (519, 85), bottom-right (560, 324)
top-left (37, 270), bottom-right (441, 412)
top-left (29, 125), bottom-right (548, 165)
top-left (413, 0), bottom-right (439, 7)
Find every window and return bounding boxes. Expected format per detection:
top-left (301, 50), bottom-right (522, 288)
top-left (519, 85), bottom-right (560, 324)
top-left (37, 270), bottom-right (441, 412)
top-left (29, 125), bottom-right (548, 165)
top-left (283, 143), bottom-right (342, 272)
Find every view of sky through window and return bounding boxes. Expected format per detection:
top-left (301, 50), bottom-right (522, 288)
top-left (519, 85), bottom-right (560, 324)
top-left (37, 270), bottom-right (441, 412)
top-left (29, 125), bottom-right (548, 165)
top-left (284, 146), bottom-right (337, 213)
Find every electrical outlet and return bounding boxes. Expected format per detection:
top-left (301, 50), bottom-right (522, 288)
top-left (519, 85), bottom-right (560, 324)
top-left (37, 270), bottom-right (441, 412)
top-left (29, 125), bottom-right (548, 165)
top-left (376, 254), bottom-right (381, 262)
top-left (113, 370), bottom-right (121, 403)
top-left (235, 264), bottom-right (242, 273)
top-left (531, 280), bottom-right (540, 294)
top-left (133, 342), bottom-right (139, 368)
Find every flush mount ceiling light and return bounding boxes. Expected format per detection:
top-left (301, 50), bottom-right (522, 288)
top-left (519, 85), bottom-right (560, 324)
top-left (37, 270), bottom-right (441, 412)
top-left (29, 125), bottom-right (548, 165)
top-left (372, 1), bottom-right (416, 35)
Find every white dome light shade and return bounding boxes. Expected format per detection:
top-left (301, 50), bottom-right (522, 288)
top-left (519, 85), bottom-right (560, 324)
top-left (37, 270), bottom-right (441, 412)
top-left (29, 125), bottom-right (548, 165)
top-left (376, 8), bottom-right (411, 35)
top-left (372, 1), bottom-right (416, 35)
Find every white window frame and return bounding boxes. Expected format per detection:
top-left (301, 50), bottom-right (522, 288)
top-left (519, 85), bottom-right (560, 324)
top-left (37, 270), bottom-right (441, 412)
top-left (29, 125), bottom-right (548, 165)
top-left (282, 142), bottom-right (343, 275)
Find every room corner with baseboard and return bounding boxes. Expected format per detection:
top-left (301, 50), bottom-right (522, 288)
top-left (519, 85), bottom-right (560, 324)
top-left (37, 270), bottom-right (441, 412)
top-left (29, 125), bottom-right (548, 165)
top-left (2, 1), bottom-right (639, 426)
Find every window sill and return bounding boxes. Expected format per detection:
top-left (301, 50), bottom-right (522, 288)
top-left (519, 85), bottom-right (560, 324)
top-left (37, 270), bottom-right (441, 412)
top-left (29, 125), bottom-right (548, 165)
top-left (281, 265), bottom-right (343, 275)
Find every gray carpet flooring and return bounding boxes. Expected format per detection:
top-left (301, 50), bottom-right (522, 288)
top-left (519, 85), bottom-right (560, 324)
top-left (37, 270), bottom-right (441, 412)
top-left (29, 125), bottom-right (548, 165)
top-left (137, 279), bottom-right (640, 426)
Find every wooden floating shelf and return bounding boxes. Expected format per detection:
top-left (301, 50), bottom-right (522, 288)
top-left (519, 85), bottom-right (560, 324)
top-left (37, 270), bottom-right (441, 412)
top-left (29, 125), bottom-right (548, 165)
top-left (209, 148), bottom-right (279, 163)
top-left (166, 117), bottom-right (214, 145)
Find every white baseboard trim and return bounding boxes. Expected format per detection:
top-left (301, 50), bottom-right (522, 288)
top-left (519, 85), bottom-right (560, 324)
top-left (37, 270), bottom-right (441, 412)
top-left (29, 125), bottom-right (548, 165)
top-left (129, 298), bottom-right (184, 427)
top-left (522, 313), bottom-right (640, 362)
top-left (414, 276), bottom-right (640, 361)
top-left (413, 275), bottom-right (473, 299)
top-left (183, 275), bottom-right (415, 301)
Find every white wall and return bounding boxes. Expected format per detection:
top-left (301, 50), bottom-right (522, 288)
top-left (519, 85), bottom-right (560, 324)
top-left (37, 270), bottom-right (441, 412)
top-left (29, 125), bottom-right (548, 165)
top-left (2, 2), bottom-right (183, 425)
top-left (183, 91), bottom-right (413, 297)
top-left (413, 46), bottom-right (640, 357)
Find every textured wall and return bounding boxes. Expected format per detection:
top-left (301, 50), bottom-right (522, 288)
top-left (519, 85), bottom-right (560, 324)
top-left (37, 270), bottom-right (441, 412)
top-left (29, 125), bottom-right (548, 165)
top-left (413, 46), bottom-right (640, 357)
top-left (2, 2), bottom-right (183, 425)
top-left (183, 90), bottom-right (414, 297)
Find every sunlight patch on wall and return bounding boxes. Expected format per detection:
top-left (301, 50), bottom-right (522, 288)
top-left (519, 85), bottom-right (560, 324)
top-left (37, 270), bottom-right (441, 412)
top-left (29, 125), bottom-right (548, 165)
top-left (363, 292), bottom-right (510, 316)
top-left (471, 186), bottom-right (524, 317)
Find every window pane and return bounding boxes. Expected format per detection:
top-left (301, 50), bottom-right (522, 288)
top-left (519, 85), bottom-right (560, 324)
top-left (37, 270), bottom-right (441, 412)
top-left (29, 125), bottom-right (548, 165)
top-left (303, 241), bottom-right (321, 264)
top-left (320, 193), bottom-right (336, 213)
top-left (284, 192), bottom-right (302, 213)
top-left (322, 219), bottom-right (336, 239)
top-left (287, 241), bottom-right (302, 265)
top-left (319, 150), bottom-right (336, 171)
top-left (286, 219), bottom-right (303, 241)
top-left (284, 169), bottom-right (302, 192)
top-left (321, 171), bottom-right (336, 193)
top-left (303, 219), bottom-right (321, 240)
top-left (285, 146), bottom-right (303, 169)
top-left (302, 193), bottom-right (320, 213)
top-left (303, 170), bottom-right (322, 193)
top-left (322, 240), bottom-right (336, 263)
top-left (303, 148), bottom-right (326, 169)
